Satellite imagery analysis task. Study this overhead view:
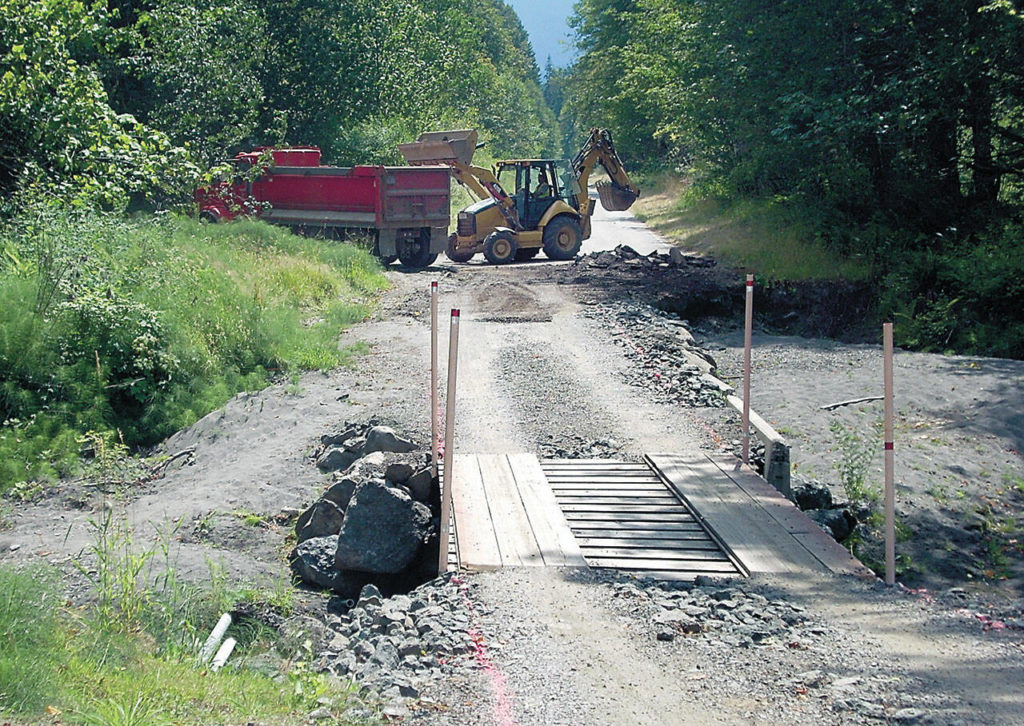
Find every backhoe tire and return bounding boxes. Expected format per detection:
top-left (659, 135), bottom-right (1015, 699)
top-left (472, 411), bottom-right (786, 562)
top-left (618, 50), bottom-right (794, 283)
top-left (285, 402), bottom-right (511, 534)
top-left (483, 230), bottom-right (518, 265)
top-left (397, 234), bottom-right (438, 268)
top-left (542, 216), bottom-right (583, 261)
top-left (445, 233), bottom-right (475, 263)
top-left (514, 247), bottom-right (541, 261)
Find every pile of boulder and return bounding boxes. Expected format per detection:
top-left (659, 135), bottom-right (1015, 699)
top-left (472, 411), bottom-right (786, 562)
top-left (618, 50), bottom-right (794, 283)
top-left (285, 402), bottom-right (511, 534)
top-left (792, 478), bottom-right (859, 542)
top-left (581, 300), bottom-right (728, 408)
top-left (573, 244), bottom-right (717, 274)
top-left (290, 422), bottom-right (440, 597)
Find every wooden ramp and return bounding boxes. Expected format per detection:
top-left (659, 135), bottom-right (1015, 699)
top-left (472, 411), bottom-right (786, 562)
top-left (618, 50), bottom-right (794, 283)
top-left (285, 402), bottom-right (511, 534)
top-left (449, 454), bottom-right (588, 569)
top-left (647, 453), bottom-right (871, 578)
top-left (448, 453), bottom-right (869, 580)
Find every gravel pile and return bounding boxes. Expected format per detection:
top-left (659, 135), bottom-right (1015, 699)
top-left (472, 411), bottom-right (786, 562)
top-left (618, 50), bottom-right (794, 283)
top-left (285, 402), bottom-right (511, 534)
top-left (606, 576), bottom-right (959, 724)
top-left (581, 300), bottom-right (727, 407)
top-left (313, 575), bottom-right (479, 721)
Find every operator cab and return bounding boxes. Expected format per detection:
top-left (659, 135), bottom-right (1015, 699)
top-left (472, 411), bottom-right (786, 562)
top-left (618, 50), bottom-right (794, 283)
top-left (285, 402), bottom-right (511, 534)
top-left (497, 159), bottom-right (580, 229)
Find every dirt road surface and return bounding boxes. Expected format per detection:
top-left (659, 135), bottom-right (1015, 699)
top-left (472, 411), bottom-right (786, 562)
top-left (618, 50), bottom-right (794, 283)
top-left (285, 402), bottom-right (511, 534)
top-left (2, 204), bottom-right (1022, 724)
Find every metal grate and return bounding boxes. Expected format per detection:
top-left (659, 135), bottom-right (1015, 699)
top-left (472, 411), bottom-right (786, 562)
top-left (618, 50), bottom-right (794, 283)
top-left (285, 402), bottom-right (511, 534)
top-left (542, 459), bottom-right (744, 580)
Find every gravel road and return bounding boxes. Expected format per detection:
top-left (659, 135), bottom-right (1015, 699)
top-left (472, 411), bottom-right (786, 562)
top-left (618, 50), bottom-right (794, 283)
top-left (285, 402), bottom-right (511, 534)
top-left (2, 205), bottom-right (1021, 724)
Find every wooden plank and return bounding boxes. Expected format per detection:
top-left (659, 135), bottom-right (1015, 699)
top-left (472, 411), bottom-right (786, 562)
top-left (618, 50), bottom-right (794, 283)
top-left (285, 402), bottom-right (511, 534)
top-left (703, 454), bottom-right (872, 577)
top-left (581, 547), bottom-right (732, 562)
top-left (554, 494), bottom-right (680, 504)
top-left (649, 453), bottom-right (827, 575)
top-left (586, 557), bottom-right (739, 573)
top-left (542, 459), bottom-right (637, 466)
top-left (706, 454), bottom-right (820, 535)
top-left (506, 453), bottom-right (588, 567)
top-left (450, 455), bottom-right (502, 570)
top-left (477, 454), bottom-right (542, 566)
top-left (792, 532), bottom-right (874, 578)
top-left (576, 537), bottom-right (723, 550)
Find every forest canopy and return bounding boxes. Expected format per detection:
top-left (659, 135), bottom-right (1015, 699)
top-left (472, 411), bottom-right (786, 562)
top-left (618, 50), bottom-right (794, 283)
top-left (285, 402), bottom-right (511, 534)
top-left (561, 0), bottom-right (1024, 356)
top-left (1, 0), bottom-right (558, 212)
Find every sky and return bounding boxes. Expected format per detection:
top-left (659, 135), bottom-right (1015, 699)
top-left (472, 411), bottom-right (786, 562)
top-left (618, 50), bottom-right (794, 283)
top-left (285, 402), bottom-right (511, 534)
top-left (506, 0), bottom-right (577, 70)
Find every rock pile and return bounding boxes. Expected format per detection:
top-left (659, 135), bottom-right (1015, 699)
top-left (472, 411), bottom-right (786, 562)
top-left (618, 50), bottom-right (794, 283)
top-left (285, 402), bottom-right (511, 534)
top-left (610, 577), bottom-right (817, 647)
top-left (573, 244), bottom-right (716, 274)
top-left (313, 576), bottom-right (478, 720)
top-left (792, 479), bottom-right (860, 543)
top-left (290, 422), bottom-right (439, 597)
top-left (581, 300), bottom-right (727, 407)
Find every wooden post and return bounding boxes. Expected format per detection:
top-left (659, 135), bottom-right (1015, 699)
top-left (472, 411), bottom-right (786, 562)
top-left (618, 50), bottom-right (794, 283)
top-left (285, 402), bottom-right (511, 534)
top-left (742, 273), bottom-right (753, 465)
top-left (883, 322), bottom-right (896, 586)
top-left (430, 281), bottom-right (439, 478)
top-left (437, 309), bottom-right (461, 574)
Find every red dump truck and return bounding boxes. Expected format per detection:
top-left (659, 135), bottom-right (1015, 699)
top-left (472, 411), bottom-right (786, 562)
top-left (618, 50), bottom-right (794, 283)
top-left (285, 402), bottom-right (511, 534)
top-left (195, 147), bottom-right (449, 267)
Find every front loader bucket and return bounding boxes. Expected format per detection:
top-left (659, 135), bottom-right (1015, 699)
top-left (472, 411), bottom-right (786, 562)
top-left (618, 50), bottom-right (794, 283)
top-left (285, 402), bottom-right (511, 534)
top-left (596, 180), bottom-right (639, 212)
top-left (399, 130), bottom-right (479, 166)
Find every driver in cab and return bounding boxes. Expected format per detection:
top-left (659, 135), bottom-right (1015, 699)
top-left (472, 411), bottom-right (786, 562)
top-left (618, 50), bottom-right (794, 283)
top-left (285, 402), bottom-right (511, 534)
top-left (533, 170), bottom-right (552, 199)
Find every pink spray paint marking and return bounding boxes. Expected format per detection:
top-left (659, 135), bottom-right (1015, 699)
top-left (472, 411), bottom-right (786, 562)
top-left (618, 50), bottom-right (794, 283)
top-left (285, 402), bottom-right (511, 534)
top-left (452, 576), bottom-right (519, 726)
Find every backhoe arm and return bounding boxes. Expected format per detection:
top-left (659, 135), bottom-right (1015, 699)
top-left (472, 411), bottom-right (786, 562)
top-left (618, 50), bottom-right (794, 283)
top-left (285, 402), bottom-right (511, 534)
top-left (571, 128), bottom-right (640, 212)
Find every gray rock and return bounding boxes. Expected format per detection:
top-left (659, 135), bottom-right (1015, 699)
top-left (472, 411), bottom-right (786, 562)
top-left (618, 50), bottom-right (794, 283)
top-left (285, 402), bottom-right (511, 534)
top-left (807, 507), bottom-right (856, 541)
top-left (321, 427), bottom-right (360, 446)
top-left (793, 480), bottom-right (833, 510)
top-left (335, 480), bottom-right (432, 574)
top-left (323, 477), bottom-right (357, 509)
top-left (405, 468), bottom-right (434, 502)
top-left (359, 584), bottom-right (383, 606)
top-left (363, 426), bottom-right (417, 454)
top-left (297, 499), bottom-right (345, 543)
top-left (290, 536), bottom-right (342, 590)
top-left (385, 462), bottom-right (415, 484)
top-left (316, 448), bottom-right (358, 473)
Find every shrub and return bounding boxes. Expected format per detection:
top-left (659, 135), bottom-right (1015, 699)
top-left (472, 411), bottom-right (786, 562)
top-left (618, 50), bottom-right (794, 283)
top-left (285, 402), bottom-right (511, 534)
top-left (0, 212), bottom-right (385, 491)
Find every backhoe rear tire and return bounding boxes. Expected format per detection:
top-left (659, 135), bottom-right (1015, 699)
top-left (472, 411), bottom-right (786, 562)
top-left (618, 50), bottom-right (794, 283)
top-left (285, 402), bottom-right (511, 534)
top-left (445, 233), bottom-right (475, 263)
top-left (542, 216), bottom-right (583, 261)
top-left (483, 230), bottom-right (518, 265)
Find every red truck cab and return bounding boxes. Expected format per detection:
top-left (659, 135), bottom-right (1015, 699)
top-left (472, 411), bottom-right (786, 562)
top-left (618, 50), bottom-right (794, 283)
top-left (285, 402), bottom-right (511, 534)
top-left (196, 147), bottom-right (450, 268)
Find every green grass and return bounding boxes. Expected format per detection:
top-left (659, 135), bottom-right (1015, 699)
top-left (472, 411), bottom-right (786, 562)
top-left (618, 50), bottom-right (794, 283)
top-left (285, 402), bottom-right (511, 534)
top-left (0, 212), bottom-right (386, 492)
top-left (632, 175), bottom-right (870, 281)
top-left (0, 511), bottom-right (359, 725)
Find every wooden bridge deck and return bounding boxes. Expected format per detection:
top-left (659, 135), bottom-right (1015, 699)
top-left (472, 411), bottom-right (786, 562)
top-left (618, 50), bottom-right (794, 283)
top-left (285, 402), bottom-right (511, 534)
top-left (447, 453), bottom-right (868, 580)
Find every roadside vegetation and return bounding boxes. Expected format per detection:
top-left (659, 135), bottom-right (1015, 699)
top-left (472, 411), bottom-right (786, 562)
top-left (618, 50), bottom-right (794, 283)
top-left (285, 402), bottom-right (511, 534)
top-left (0, 213), bottom-right (385, 492)
top-left (0, 519), bottom-right (346, 724)
top-left (557, 0), bottom-right (1024, 359)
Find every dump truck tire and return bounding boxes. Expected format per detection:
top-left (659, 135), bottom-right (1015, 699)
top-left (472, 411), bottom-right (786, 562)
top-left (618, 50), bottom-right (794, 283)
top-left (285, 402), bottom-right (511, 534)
top-left (397, 235), bottom-right (437, 268)
top-left (543, 216), bottom-right (583, 260)
top-left (514, 247), bottom-right (541, 261)
top-left (445, 233), bottom-right (475, 263)
top-left (483, 230), bottom-right (518, 264)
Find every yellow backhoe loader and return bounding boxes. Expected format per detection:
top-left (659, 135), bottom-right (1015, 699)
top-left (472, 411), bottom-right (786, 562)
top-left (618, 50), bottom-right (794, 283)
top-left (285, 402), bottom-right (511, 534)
top-left (399, 128), bottom-right (639, 264)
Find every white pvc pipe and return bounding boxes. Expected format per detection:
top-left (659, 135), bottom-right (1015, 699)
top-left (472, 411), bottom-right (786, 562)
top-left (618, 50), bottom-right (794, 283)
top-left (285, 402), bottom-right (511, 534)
top-left (742, 274), bottom-right (753, 465)
top-left (437, 309), bottom-right (461, 574)
top-left (210, 637), bottom-right (237, 672)
top-left (883, 322), bottom-right (896, 586)
top-left (199, 613), bottom-right (232, 663)
top-left (431, 281), bottom-right (440, 478)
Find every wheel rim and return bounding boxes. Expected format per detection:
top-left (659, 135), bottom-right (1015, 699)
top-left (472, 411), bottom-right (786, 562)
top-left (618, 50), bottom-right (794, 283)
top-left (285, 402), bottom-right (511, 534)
top-left (556, 228), bottom-right (576, 251)
top-left (494, 239), bottom-right (511, 259)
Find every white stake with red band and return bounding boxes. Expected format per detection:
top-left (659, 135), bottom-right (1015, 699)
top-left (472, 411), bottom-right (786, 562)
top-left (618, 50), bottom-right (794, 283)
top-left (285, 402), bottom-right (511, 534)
top-left (742, 274), bottom-right (753, 465)
top-left (883, 322), bottom-right (896, 586)
top-left (430, 281), bottom-right (439, 478)
top-left (438, 309), bottom-right (460, 573)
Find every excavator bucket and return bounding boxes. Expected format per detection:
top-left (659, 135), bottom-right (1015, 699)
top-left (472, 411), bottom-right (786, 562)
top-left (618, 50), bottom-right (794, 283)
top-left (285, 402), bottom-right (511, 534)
top-left (596, 180), bottom-right (639, 212)
top-left (399, 130), bottom-right (479, 166)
